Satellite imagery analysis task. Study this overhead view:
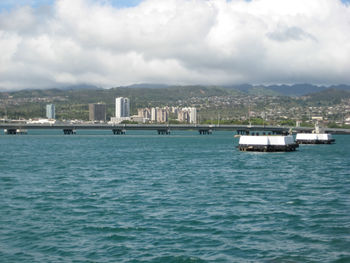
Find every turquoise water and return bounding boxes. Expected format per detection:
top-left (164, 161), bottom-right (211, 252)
top-left (1, 131), bottom-right (349, 262)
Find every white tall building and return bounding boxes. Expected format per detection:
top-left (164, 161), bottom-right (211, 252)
top-left (46, 104), bottom-right (55, 119)
top-left (189, 107), bottom-right (197, 124)
top-left (115, 97), bottom-right (130, 118)
top-left (180, 107), bottom-right (197, 124)
top-left (151, 107), bottom-right (157, 122)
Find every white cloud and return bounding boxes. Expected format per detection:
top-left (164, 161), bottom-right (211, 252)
top-left (0, 0), bottom-right (350, 90)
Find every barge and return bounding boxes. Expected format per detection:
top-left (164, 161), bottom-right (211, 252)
top-left (296, 122), bottom-right (335, 144)
top-left (238, 135), bottom-right (298, 152)
top-left (295, 133), bottom-right (335, 144)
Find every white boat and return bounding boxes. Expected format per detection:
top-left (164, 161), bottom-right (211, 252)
top-left (238, 134), bottom-right (298, 152)
top-left (296, 122), bottom-right (335, 144)
top-left (295, 133), bottom-right (335, 144)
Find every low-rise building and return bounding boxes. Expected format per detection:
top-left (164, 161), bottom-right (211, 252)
top-left (109, 117), bottom-right (130, 124)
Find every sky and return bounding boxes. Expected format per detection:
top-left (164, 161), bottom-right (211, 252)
top-left (0, 0), bottom-right (350, 90)
top-left (0, 0), bottom-right (144, 10)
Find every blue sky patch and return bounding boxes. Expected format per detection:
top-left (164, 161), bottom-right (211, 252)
top-left (1, 0), bottom-right (350, 12)
top-left (0, 0), bottom-right (143, 12)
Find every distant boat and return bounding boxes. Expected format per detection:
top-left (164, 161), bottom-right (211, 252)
top-left (296, 122), bottom-right (335, 144)
top-left (296, 133), bottom-right (335, 144)
top-left (238, 134), bottom-right (298, 152)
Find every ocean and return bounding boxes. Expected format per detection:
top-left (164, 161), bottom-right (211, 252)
top-left (1, 131), bottom-right (349, 262)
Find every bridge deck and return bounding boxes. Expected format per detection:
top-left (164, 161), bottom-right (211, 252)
top-left (1, 123), bottom-right (349, 134)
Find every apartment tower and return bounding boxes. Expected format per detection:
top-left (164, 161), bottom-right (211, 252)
top-left (46, 104), bottom-right (55, 119)
top-left (89, 103), bottom-right (106, 122)
top-left (115, 97), bottom-right (130, 118)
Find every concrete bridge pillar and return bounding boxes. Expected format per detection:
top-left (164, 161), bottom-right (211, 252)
top-left (199, 129), bottom-right (212, 135)
top-left (4, 129), bottom-right (17, 135)
top-left (63, 129), bottom-right (76, 135)
top-left (112, 129), bottom-right (126, 135)
top-left (157, 128), bottom-right (170, 135)
top-left (237, 130), bottom-right (249, 135)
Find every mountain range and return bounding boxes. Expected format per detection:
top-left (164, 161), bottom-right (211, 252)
top-left (2, 83), bottom-right (350, 97)
top-left (81, 83), bottom-right (350, 97)
top-left (223, 84), bottom-right (350, 96)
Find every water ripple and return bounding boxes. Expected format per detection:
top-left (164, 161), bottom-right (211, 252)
top-left (0, 132), bottom-right (349, 262)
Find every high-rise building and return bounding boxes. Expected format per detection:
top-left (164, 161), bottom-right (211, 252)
top-left (177, 110), bottom-right (187, 122)
top-left (137, 106), bottom-right (195, 123)
top-left (89, 103), bottom-right (106, 122)
top-left (189, 107), bottom-right (197, 124)
top-left (138, 108), bottom-right (151, 119)
top-left (151, 107), bottom-right (157, 122)
top-left (46, 104), bottom-right (55, 119)
top-left (156, 108), bottom-right (168, 123)
top-left (115, 97), bottom-right (130, 118)
top-left (178, 107), bottom-right (197, 123)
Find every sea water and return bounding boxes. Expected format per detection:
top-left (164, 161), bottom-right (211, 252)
top-left (0, 131), bottom-right (349, 262)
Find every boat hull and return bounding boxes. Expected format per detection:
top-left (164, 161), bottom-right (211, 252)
top-left (296, 139), bottom-right (335, 144)
top-left (238, 135), bottom-right (298, 152)
top-left (238, 144), bottom-right (299, 152)
top-left (295, 133), bottom-right (335, 144)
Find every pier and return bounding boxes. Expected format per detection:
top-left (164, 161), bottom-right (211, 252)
top-left (1, 123), bottom-right (350, 135)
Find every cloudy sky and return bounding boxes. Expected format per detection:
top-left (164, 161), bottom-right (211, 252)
top-left (0, 0), bottom-right (350, 90)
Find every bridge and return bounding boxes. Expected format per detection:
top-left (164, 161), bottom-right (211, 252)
top-left (1, 123), bottom-right (350, 135)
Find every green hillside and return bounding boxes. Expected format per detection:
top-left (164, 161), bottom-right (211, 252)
top-left (0, 85), bottom-right (349, 126)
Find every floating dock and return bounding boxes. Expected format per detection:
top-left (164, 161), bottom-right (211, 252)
top-left (295, 133), bottom-right (335, 144)
top-left (295, 122), bottom-right (335, 144)
top-left (238, 135), bottom-right (298, 152)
